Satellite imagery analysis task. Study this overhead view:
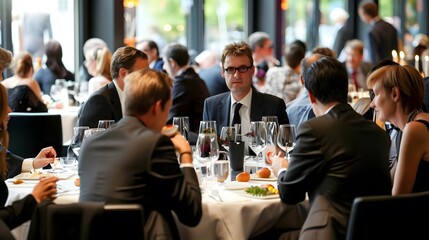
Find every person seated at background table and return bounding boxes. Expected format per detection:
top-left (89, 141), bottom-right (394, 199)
top-left (277, 54), bottom-right (391, 239)
top-left (34, 40), bottom-right (74, 95)
top-left (0, 48), bottom-right (57, 179)
top-left (0, 49), bottom-right (59, 238)
top-left (367, 63), bottom-right (429, 195)
top-left (202, 41), bottom-right (289, 136)
top-left (163, 43), bottom-right (209, 133)
top-left (1, 52), bottom-right (47, 112)
top-left (87, 47), bottom-right (112, 95)
top-left (136, 39), bottom-right (164, 72)
top-left (343, 39), bottom-right (373, 91)
top-left (265, 41), bottom-right (306, 104)
top-left (79, 69), bottom-right (202, 239)
top-left (76, 46), bottom-right (148, 128)
top-left (78, 38), bottom-right (108, 83)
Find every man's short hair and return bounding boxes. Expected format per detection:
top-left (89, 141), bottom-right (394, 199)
top-left (345, 39), bottom-right (365, 55)
top-left (301, 54), bottom-right (348, 104)
top-left (110, 46), bottom-right (148, 80)
top-left (220, 41), bottom-right (253, 70)
top-left (248, 31), bottom-right (271, 51)
top-left (359, 1), bottom-right (379, 18)
top-left (136, 39), bottom-right (160, 57)
top-left (123, 68), bottom-right (173, 116)
top-left (162, 43), bottom-right (189, 67)
top-left (285, 44), bottom-right (306, 69)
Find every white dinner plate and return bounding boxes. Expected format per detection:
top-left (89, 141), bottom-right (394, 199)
top-left (224, 181), bottom-right (254, 190)
top-left (14, 171), bottom-right (75, 180)
top-left (250, 173), bottom-right (277, 181)
top-left (239, 190), bottom-right (280, 199)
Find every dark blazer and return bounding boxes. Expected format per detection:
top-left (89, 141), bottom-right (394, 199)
top-left (278, 103), bottom-right (391, 239)
top-left (152, 58), bottom-right (164, 72)
top-left (76, 81), bottom-right (122, 128)
top-left (332, 24), bottom-right (351, 57)
top-left (167, 67), bottom-right (209, 133)
top-left (202, 89), bottom-right (289, 135)
top-left (367, 19), bottom-right (398, 64)
top-left (79, 116), bottom-right (202, 238)
top-left (0, 181), bottom-right (37, 231)
top-left (199, 65), bottom-right (229, 96)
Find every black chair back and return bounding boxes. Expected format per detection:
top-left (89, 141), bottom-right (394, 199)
top-left (28, 202), bottom-right (144, 240)
top-left (7, 113), bottom-right (63, 158)
top-left (346, 191), bottom-right (429, 240)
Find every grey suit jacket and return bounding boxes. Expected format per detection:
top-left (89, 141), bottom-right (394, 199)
top-left (76, 82), bottom-right (122, 128)
top-left (202, 90), bottom-right (289, 135)
top-left (79, 116), bottom-right (202, 238)
top-left (278, 103), bottom-right (391, 239)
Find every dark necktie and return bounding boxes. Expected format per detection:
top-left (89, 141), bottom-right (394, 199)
top-left (232, 103), bottom-right (242, 125)
top-left (352, 70), bottom-right (359, 90)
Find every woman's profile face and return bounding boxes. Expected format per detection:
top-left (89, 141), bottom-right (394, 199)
top-left (370, 78), bottom-right (395, 122)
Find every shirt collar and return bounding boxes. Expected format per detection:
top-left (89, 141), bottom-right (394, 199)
top-left (230, 89), bottom-right (252, 110)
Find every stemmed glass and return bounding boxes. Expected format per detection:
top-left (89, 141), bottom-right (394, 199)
top-left (262, 116), bottom-right (279, 128)
top-left (69, 126), bottom-right (89, 158)
top-left (83, 128), bottom-right (106, 140)
top-left (173, 116), bottom-right (190, 140)
top-left (219, 126), bottom-right (235, 152)
top-left (277, 124), bottom-right (297, 158)
top-left (195, 120), bottom-right (219, 187)
top-left (73, 81), bottom-right (89, 105)
top-left (264, 121), bottom-right (278, 164)
top-left (247, 121), bottom-right (267, 169)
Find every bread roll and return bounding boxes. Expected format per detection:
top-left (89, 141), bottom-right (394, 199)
top-left (236, 172), bottom-right (250, 182)
top-left (256, 167), bottom-right (271, 178)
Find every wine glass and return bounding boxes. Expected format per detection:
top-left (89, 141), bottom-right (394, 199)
top-left (73, 81), bottom-right (89, 105)
top-left (219, 126), bottom-right (235, 152)
top-left (69, 126), bottom-right (89, 158)
top-left (83, 128), bottom-right (106, 140)
top-left (247, 121), bottom-right (267, 169)
top-left (277, 124), bottom-right (297, 158)
top-left (195, 120), bottom-right (219, 188)
top-left (98, 120), bottom-right (115, 129)
top-left (262, 116), bottom-right (279, 128)
top-left (172, 116), bottom-right (190, 140)
top-left (264, 121), bottom-right (278, 164)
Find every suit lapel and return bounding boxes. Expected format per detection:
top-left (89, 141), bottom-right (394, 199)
top-left (250, 91), bottom-right (263, 121)
top-left (107, 82), bottom-right (123, 120)
top-left (217, 94), bottom-right (230, 128)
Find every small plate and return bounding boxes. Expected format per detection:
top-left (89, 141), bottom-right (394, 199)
top-left (250, 173), bottom-right (277, 181)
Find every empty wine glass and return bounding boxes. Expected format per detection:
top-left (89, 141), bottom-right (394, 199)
top-left (98, 120), bottom-right (115, 129)
top-left (262, 116), bottom-right (279, 128)
top-left (219, 126), bottom-right (235, 152)
top-left (195, 121), bottom-right (219, 188)
top-left (277, 124), bottom-right (297, 158)
top-left (173, 116), bottom-right (190, 140)
top-left (73, 81), bottom-right (89, 105)
top-left (69, 126), bottom-right (89, 158)
top-left (247, 121), bottom-right (267, 169)
top-left (83, 128), bottom-right (106, 140)
top-left (264, 121), bottom-right (278, 164)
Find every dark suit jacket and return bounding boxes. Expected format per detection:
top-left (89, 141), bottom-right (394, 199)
top-left (79, 116), bottom-right (202, 238)
top-left (367, 19), bottom-right (398, 64)
top-left (76, 82), bottom-right (122, 128)
top-left (0, 181), bottom-right (37, 231)
top-left (332, 24), bottom-right (351, 57)
top-left (199, 65), bottom-right (229, 96)
top-left (167, 67), bottom-right (209, 133)
top-left (278, 103), bottom-right (391, 239)
top-left (152, 58), bottom-right (164, 72)
top-left (202, 89), bottom-right (289, 135)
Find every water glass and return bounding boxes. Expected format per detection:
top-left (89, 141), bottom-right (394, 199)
top-left (84, 128), bottom-right (105, 140)
top-left (60, 157), bottom-right (77, 169)
top-left (98, 120), bottom-right (115, 129)
top-left (213, 155), bottom-right (230, 183)
top-left (173, 116), bottom-right (190, 140)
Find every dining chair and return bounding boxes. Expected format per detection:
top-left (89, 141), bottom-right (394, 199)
top-left (28, 202), bottom-right (145, 240)
top-left (7, 113), bottom-right (63, 158)
top-left (346, 191), bottom-right (429, 240)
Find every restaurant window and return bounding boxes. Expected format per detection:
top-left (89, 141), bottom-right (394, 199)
top-left (203, 0), bottom-right (244, 54)
top-left (284, 0), bottom-right (309, 46)
top-left (133, 0), bottom-right (187, 51)
top-left (10, 0), bottom-right (75, 72)
top-left (318, 0), bottom-right (346, 52)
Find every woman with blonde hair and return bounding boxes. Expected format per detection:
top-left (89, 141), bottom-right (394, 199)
top-left (87, 47), bottom-right (112, 94)
top-left (1, 52), bottom-right (47, 112)
top-left (0, 47), bottom-right (58, 238)
top-left (367, 64), bottom-right (429, 195)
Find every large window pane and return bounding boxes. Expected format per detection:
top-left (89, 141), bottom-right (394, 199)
top-left (204, 0), bottom-right (244, 53)
top-left (319, 0), bottom-right (346, 52)
top-left (11, 0), bottom-right (75, 72)
top-left (134, 0), bottom-right (186, 50)
top-left (285, 0), bottom-right (309, 46)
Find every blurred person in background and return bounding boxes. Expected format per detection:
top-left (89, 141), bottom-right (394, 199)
top-left (195, 50), bottom-right (229, 96)
top-left (79, 38), bottom-right (108, 82)
top-left (136, 39), bottom-right (164, 72)
top-left (343, 39), bottom-right (373, 91)
top-left (87, 47), bottom-right (112, 94)
top-left (2, 52), bottom-right (47, 112)
top-left (34, 40), bottom-right (74, 95)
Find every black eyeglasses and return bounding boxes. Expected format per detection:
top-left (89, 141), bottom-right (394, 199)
top-left (369, 89), bottom-right (375, 101)
top-left (224, 65), bottom-right (253, 74)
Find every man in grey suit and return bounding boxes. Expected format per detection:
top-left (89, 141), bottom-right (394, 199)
top-left (76, 46), bottom-right (149, 128)
top-left (202, 41), bottom-right (289, 136)
top-left (343, 39), bottom-right (373, 91)
top-left (359, 1), bottom-right (398, 64)
top-left (277, 54), bottom-right (391, 239)
top-left (79, 69), bottom-right (202, 239)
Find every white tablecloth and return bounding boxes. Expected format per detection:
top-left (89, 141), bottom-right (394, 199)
top-left (48, 107), bottom-right (79, 143)
top-left (6, 175), bottom-right (309, 240)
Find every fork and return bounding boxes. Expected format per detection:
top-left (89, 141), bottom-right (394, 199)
top-left (211, 189), bottom-right (223, 202)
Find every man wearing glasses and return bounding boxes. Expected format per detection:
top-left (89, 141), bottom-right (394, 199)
top-left (202, 41), bottom-right (289, 137)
